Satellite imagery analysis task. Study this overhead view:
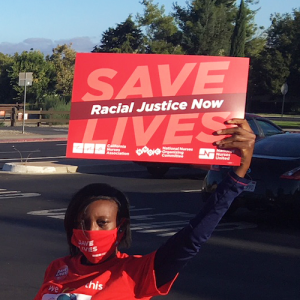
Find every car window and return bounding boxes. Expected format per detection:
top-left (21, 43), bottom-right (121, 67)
top-left (247, 119), bottom-right (259, 136)
top-left (256, 120), bottom-right (282, 136)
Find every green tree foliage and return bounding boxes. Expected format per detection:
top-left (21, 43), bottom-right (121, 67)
top-left (173, 0), bottom-right (236, 56)
top-left (92, 16), bottom-right (144, 53)
top-left (244, 33), bottom-right (266, 58)
top-left (137, 0), bottom-right (183, 54)
top-left (173, 0), bottom-right (261, 57)
top-left (0, 53), bottom-right (14, 103)
top-left (249, 9), bottom-right (300, 98)
top-left (243, 2), bottom-right (266, 59)
top-left (230, 0), bottom-right (246, 56)
top-left (47, 44), bottom-right (76, 102)
top-left (267, 9), bottom-right (300, 98)
top-left (7, 50), bottom-right (55, 105)
top-left (249, 48), bottom-right (290, 96)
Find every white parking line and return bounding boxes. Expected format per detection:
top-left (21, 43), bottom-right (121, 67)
top-left (209, 236), bottom-right (300, 257)
top-left (0, 193), bottom-right (41, 199)
top-left (27, 207), bottom-right (258, 235)
top-left (53, 129), bottom-right (68, 132)
top-left (181, 189), bottom-right (203, 193)
top-left (0, 150), bottom-right (40, 154)
top-left (130, 212), bottom-right (193, 221)
top-left (0, 189), bottom-right (40, 199)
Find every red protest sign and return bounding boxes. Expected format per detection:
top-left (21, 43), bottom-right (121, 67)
top-left (66, 53), bottom-right (249, 166)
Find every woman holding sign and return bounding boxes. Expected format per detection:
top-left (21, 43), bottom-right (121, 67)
top-left (34, 119), bottom-right (255, 300)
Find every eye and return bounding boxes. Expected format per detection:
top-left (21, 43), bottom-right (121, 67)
top-left (97, 220), bottom-right (109, 228)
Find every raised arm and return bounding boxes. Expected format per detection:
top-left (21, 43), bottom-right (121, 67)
top-left (154, 119), bottom-right (255, 288)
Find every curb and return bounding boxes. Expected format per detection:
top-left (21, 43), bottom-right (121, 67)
top-left (1, 161), bottom-right (144, 175)
top-left (0, 137), bottom-right (67, 143)
top-left (2, 161), bottom-right (78, 174)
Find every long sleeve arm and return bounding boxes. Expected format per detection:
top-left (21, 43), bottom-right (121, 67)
top-left (154, 170), bottom-right (250, 288)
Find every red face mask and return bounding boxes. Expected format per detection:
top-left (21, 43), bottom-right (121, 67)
top-left (71, 227), bottom-right (123, 264)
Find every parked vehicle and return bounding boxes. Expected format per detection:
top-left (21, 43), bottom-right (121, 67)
top-left (203, 133), bottom-right (300, 215)
top-left (137, 113), bottom-right (285, 177)
top-left (243, 113), bottom-right (285, 138)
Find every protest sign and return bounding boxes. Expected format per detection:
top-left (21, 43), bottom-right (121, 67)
top-left (66, 53), bottom-right (249, 166)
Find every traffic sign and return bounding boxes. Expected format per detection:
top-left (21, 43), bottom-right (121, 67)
top-left (281, 83), bottom-right (288, 95)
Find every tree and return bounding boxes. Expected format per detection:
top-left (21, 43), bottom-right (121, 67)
top-left (249, 48), bottom-right (290, 96)
top-left (173, 0), bottom-right (236, 56)
top-left (230, 0), bottom-right (247, 56)
top-left (47, 44), bottom-right (76, 102)
top-left (249, 9), bottom-right (300, 100)
top-left (0, 53), bottom-right (14, 103)
top-left (92, 16), bottom-right (144, 53)
top-left (266, 10), bottom-right (300, 98)
top-left (173, 0), bottom-right (261, 56)
top-left (243, 0), bottom-right (266, 58)
top-left (137, 0), bottom-right (183, 54)
top-left (7, 50), bottom-right (55, 105)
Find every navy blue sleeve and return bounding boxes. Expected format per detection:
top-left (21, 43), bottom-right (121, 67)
top-left (154, 170), bottom-right (250, 288)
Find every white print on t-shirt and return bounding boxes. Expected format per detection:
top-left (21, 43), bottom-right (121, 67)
top-left (85, 280), bottom-right (104, 290)
top-left (42, 293), bottom-right (92, 300)
top-left (48, 285), bottom-right (59, 293)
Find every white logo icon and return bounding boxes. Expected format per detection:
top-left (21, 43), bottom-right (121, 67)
top-left (84, 143), bottom-right (95, 154)
top-left (73, 143), bottom-right (84, 153)
top-left (199, 148), bottom-right (215, 159)
top-left (136, 146), bottom-right (161, 156)
top-left (95, 144), bottom-right (106, 154)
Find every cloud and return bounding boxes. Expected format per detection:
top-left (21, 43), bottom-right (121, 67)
top-left (0, 37), bottom-right (97, 56)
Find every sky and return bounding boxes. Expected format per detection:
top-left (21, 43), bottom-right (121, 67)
top-left (0, 0), bottom-right (299, 56)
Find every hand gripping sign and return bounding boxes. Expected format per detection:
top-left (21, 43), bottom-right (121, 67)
top-left (66, 53), bottom-right (249, 166)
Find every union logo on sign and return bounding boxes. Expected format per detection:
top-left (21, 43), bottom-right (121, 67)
top-left (199, 148), bottom-right (215, 159)
top-left (95, 144), bottom-right (106, 154)
top-left (84, 143), bottom-right (95, 154)
top-left (73, 143), bottom-right (84, 154)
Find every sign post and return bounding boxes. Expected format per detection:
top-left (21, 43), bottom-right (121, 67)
top-left (18, 72), bottom-right (33, 133)
top-left (281, 83), bottom-right (288, 117)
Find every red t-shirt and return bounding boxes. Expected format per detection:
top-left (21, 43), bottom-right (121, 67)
top-left (34, 251), bottom-right (177, 300)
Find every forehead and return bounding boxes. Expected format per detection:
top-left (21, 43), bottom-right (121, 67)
top-left (81, 199), bottom-right (119, 218)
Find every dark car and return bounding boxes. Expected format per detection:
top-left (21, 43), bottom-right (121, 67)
top-left (137, 113), bottom-right (285, 177)
top-left (203, 133), bottom-right (300, 215)
top-left (243, 113), bottom-right (284, 138)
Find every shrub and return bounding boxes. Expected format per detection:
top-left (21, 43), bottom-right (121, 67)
top-left (41, 94), bottom-right (71, 123)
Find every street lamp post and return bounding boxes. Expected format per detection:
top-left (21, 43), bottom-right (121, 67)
top-left (18, 72), bottom-right (33, 134)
